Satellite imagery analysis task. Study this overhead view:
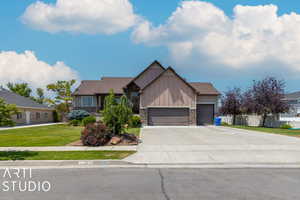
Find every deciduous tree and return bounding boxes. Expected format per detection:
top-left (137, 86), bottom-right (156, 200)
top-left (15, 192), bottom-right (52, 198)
top-left (7, 82), bottom-right (32, 98)
top-left (250, 77), bottom-right (290, 127)
top-left (220, 88), bottom-right (243, 125)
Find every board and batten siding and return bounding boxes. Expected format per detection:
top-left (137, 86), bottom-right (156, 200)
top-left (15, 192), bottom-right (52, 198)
top-left (140, 70), bottom-right (196, 108)
top-left (134, 62), bottom-right (164, 89)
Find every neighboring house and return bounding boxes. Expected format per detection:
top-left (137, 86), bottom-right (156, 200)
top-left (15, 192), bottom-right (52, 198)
top-left (73, 61), bottom-right (220, 126)
top-left (0, 88), bottom-right (54, 125)
top-left (281, 91), bottom-right (300, 118)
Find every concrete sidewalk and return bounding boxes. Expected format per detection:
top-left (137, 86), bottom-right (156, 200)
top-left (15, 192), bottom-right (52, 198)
top-left (0, 123), bottom-right (64, 131)
top-left (0, 146), bottom-right (137, 151)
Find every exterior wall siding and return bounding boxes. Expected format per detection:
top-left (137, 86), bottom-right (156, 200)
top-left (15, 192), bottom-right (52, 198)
top-left (11, 108), bottom-right (54, 125)
top-left (134, 63), bottom-right (164, 89)
top-left (140, 71), bottom-right (196, 108)
top-left (197, 95), bottom-right (219, 114)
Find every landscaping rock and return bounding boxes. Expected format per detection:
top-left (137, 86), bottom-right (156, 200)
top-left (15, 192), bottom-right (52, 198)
top-left (109, 137), bottom-right (122, 145)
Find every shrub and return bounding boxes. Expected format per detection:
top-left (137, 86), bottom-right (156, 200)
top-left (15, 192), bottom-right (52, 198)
top-left (69, 119), bottom-right (80, 126)
top-left (82, 116), bottom-right (96, 127)
top-left (221, 122), bottom-right (229, 126)
top-left (0, 98), bottom-right (18, 127)
top-left (67, 110), bottom-right (90, 121)
top-left (130, 115), bottom-right (141, 128)
top-left (280, 123), bottom-right (292, 129)
top-left (53, 110), bottom-right (60, 122)
top-left (81, 122), bottom-right (110, 146)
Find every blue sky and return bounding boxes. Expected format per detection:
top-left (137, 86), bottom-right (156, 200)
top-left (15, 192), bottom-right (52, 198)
top-left (0, 0), bottom-right (300, 93)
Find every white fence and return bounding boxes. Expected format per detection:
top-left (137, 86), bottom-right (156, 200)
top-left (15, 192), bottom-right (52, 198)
top-left (220, 115), bottom-right (300, 128)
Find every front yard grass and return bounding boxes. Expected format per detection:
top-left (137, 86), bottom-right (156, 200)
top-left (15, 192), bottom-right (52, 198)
top-left (228, 125), bottom-right (300, 137)
top-left (0, 124), bottom-right (82, 147)
top-left (0, 124), bottom-right (141, 147)
top-left (0, 151), bottom-right (135, 161)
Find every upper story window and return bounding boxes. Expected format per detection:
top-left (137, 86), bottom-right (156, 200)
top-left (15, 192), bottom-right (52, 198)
top-left (81, 96), bottom-right (95, 107)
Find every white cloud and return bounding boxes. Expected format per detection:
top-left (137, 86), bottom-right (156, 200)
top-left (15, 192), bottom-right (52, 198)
top-left (0, 51), bottom-right (79, 91)
top-left (132, 1), bottom-right (300, 73)
top-left (22, 0), bottom-right (139, 35)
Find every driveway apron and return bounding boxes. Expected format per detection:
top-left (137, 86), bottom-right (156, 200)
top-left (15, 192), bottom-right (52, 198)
top-left (124, 126), bottom-right (300, 164)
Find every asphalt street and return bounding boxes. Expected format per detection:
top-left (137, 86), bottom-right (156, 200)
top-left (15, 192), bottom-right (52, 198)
top-left (0, 168), bottom-right (300, 200)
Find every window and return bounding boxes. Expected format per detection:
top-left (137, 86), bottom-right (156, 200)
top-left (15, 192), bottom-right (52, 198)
top-left (36, 112), bottom-right (40, 119)
top-left (131, 92), bottom-right (139, 98)
top-left (17, 113), bottom-right (22, 119)
top-left (81, 96), bottom-right (94, 107)
top-left (44, 113), bottom-right (48, 119)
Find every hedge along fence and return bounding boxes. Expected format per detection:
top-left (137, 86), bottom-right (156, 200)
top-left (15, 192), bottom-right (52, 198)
top-left (220, 114), bottom-right (288, 128)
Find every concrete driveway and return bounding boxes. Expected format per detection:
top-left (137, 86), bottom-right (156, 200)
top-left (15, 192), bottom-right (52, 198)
top-left (125, 126), bottom-right (300, 165)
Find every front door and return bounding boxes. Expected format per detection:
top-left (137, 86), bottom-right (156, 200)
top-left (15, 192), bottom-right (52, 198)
top-left (196, 104), bottom-right (214, 125)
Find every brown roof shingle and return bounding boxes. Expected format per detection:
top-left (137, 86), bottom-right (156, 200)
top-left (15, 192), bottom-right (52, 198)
top-left (189, 82), bottom-right (220, 95)
top-left (73, 77), bottom-right (133, 95)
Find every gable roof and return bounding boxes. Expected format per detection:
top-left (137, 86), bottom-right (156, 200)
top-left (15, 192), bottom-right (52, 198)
top-left (189, 82), bottom-right (220, 95)
top-left (126, 60), bottom-right (165, 89)
top-left (284, 91), bottom-right (300, 100)
top-left (0, 88), bottom-right (53, 110)
top-left (73, 77), bottom-right (133, 95)
top-left (141, 67), bottom-right (198, 93)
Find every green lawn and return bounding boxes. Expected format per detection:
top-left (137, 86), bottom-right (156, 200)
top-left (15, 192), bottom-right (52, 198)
top-left (0, 151), bottom-right (135, 161)
top-left (228, 125), bottom-right (300, 137)
top-left (0, 124), bottom-right (82, 147)
top-left (0, 125), bottom-right (141, 147)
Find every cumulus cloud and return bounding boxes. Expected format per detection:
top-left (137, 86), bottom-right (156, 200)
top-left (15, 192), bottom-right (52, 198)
top-left (21, 0), bottom-right (139, 35)
top-left (0, 51), bottom-right (79, 91)
top-left (132, 1), bottom-right (300, 73)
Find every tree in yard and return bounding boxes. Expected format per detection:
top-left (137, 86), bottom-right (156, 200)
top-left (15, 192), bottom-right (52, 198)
top-left (0, 98), bottom-right (19, 127)
top-left (46, 80), bottom-right (76, 121)
top-left (102, 90), bottom-right (133, 135)
top-left (219, 88), bottom-right (243, 125)
top-left (241, 89), bottom-right (256, 114)
top-left (7, 82), bottom-right (32, 98)
top-left (250, 77), bottom-right (290, 127)
top-left (34, 88), bottom-right (45, 104)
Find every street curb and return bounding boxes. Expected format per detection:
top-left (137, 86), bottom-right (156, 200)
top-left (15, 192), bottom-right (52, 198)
top-left (1, 160), bottom-right (300, 169)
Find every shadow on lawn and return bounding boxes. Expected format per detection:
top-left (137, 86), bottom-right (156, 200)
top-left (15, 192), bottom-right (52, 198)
top-left (0, 151), bottom-right (38, 161)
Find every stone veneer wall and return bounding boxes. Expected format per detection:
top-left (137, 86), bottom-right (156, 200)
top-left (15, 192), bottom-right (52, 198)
top-left (190, 109), bottom-right (197, 125)
top-left (140, 108), bottom-right (147, 126)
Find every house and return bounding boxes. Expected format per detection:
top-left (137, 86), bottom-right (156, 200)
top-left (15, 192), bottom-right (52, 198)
top-left (0, 88), bottom-right (54, 125)
top-left (72, 61), bottom-right (220, 126)
top-left (281, 91), bottom-right (300, 118)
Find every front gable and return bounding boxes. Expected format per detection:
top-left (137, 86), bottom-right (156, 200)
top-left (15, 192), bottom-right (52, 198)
top-left (130, 61), bottom-right (165, 89)
top-left (140, 68), bottom-right (196, 108)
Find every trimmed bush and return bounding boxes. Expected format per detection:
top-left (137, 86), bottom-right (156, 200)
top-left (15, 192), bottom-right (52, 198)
top-left (280, 123), bottom-right (292, 129)
top-left (69, 119), bottom-right (80, 126)
top-left (81, 122), bottom-right (110, 146)
top-left (82, 116), bottom-right (96, 127)
top-left (67, 110), bottom-right (90, 121)
top-left (130, 115), bottom-right (141, 128)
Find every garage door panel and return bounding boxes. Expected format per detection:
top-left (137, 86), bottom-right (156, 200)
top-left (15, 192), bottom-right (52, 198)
top-left (197, 104), bottom-right (214, 125)
top-left (148, 108), bottom-right (189, 126)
